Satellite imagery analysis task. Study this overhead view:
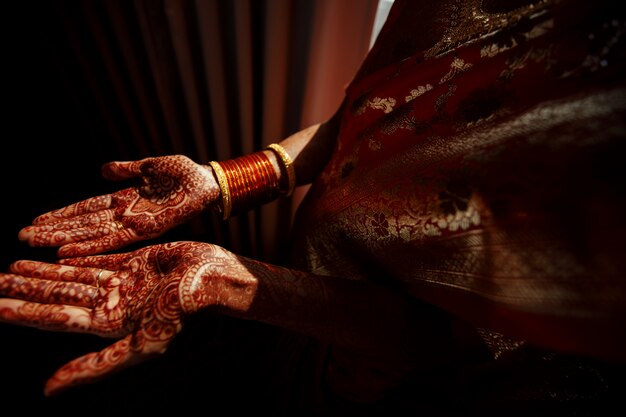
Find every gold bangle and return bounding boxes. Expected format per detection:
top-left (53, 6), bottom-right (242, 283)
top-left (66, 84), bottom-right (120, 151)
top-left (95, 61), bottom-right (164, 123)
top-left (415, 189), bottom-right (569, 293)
top-left (266, 143), bottom-right (296, 196)
top-left (208, 161), bottom-right (232, 220)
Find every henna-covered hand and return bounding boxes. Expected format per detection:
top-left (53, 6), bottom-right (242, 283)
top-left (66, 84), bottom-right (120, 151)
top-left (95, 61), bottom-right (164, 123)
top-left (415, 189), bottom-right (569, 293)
top-left (18, 155), bottom-right (220, 257)
top-left (0, 241), bottom-right (244, 396)
top-left (0, 238), bottom-right (444, 400)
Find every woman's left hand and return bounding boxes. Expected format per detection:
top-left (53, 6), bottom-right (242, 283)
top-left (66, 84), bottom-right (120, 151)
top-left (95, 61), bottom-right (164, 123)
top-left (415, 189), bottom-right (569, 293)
top-left (18, 155), bottom-right (220, 257)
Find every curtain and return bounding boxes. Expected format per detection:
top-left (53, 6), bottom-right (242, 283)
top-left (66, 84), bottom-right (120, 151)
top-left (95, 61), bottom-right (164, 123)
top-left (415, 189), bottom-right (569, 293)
top-left (1, 0), bottom-right (379, 410)
top-left (5, 0), bottom-right (378, 263)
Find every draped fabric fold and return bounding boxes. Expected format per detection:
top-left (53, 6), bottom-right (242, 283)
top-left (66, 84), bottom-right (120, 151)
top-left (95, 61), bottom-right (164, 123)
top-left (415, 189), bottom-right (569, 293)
top-left (291, 0), bottom-right (626, 362)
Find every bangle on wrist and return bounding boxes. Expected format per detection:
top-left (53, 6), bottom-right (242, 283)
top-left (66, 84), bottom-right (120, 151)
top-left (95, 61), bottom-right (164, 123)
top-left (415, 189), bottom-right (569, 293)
top-left (208, 161), bottom-right (232, 220)
top-left (266, 143), bottom-right (296, 196)
top-left (208, 151), bottom-right (281, 220)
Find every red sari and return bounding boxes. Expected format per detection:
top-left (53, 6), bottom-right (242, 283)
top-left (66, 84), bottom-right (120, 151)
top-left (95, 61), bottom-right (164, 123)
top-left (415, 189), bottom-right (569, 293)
top-left (285, 0), bottom-right (626, 413)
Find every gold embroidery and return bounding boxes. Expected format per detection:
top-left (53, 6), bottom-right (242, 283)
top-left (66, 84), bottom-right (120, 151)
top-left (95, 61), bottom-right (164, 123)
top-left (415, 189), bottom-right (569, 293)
top-left (379, 105), bottom-right (418, 136)
top-left (368, 138), bottom-right (382, 151)
top-left (480, 43), bottom-right (510, 59)
top-left (405, 84), bottom-right (434, 102)
top-left (424, 0), bottom-right (553, 59)
top-left (295, 87), bottom-right (626, 314)
top-left (439, 57), bottom-right (474, 84)
top-left (435, 84), bottom-right (457, 113)
top-left (351, 96), bottom-right (398, 116)
top-left (499, 46), bottom-right (554, 81)
top-left (480, 18), bottom-right (554, 57)
top-left (368, 97), bottom-right (397, 113)
top-left (476, 328), bottom-right (526, 360)
top-left (435, 204), bottom-right (481, 233)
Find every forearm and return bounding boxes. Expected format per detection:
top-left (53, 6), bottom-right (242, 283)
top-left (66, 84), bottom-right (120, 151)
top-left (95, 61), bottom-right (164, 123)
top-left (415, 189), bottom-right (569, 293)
top-left (238, 256), bottom-right (417, 352)
top-left (182, 246), bottom-right (447, 358)
top-left (277, 98), bottom-right (344, 185)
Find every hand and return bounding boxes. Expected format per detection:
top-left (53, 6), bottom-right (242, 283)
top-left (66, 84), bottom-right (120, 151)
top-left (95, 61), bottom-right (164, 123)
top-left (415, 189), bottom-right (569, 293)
top-left (18, 155), bottom-right (220, 257)
top-left (0, 241), bottom-right (228, 396)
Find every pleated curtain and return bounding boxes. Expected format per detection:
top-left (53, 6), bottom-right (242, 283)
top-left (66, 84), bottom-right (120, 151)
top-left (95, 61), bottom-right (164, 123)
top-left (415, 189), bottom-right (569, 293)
top-left (21, 0), bottom-right (378, 264)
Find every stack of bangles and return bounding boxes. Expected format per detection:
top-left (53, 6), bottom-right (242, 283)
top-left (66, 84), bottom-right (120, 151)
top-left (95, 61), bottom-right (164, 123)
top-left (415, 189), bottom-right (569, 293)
top-left (208, 143), bottom-right (296, 220)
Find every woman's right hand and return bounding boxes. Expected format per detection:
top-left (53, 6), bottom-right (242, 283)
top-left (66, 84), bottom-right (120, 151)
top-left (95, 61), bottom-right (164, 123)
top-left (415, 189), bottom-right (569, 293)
top-left (0, 241), bottom-right (243, 396)
top-left (18, 155), bottom-right (221, 257)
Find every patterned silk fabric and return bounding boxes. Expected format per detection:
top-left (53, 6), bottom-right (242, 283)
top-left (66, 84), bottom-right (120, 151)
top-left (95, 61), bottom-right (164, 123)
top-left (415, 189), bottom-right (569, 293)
top-left (291, 0), bottom-right (626, 361)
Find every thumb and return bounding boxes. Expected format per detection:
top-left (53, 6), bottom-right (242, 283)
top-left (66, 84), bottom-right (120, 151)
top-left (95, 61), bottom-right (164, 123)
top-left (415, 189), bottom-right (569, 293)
top-left (43, 335), bottom-right (147, 397)
top-left (101, 159), bottom-right (147, 181)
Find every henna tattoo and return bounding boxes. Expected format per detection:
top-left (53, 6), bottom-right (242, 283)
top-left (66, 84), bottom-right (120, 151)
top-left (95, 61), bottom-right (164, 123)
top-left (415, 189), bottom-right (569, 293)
top-left (25, 210), bottom-right (116, 247)
top-left (32, 195), bottom-right (112, 225)
top-left (44, 335), bottom-right (135, 396)
top-left (0, 275), bottom-right (95, 307)
top-left (19, 155), bottom-right (220, 256)
top-left (0, 303), bottom-right (71, 330)
top-left (0, 241), bottom-right (219, 394)
top-left (1, 239), bottom-right (419, 396)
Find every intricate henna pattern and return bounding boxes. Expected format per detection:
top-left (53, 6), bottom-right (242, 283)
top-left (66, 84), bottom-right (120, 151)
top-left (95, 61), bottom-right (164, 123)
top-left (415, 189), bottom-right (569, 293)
top-left (1, 240), bottom-right (344, 395)
top-left (0, 239), bottom-right (407, 396)
top-left (0, 242), bottom-right (216, 395)
top-left (18, 155), bottom-right (220, 257)
top-left (44, 335), bottom-right (136, 396)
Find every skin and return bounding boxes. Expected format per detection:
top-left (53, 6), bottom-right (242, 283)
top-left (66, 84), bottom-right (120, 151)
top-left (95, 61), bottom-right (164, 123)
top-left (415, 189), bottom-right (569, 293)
top-left (6, 104), bottom-right (450, 399)
top-left (4, 99), bottom-right (623, 400)
top-left (0, 240), bottom-right (453, 397)
top-left (16, 103), bottom-right (342, 257)
top-left (17, 154), bottom-right (221, 257)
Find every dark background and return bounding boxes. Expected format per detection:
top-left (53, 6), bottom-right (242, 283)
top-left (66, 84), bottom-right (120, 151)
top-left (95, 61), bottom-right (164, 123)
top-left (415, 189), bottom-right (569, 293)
top-left (0, 2), bottom-right (287, 414)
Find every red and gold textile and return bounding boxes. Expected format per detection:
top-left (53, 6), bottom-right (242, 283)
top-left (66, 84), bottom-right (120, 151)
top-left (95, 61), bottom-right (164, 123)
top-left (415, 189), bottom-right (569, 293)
top-left (292, 0), bottom-right (626, 361)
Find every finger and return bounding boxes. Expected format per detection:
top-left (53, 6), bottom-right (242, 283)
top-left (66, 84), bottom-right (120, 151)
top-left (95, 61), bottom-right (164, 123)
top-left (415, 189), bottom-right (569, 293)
top-left (44, 334), bottom-right (156, 397)
top-left (58, 251), bottom-right (136, 270)
top-left (9, 260), bottom-right (101, 285)
top-left (0, 274), bottom-right (96, 308)
top-left (29, 195), bottom-right (113, 225)
top-left (57, 227), bottom-right (139, 258)
top-left (0, 298), bottom-right (92, 333)
top-left (19, 216), bottom-right (120, 247)
top-left (101, 159), bottom-right (148, 181)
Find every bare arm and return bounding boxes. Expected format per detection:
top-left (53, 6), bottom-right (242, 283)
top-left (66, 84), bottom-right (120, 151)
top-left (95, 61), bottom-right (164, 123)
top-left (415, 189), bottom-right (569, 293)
top-left (0, 240), bottom-right (454, 396)
top-left (276, 99), bottom-right (345, 186)
top-left (190, 247), bottom-right (434, 356)
top-left (17, 101), bottom-right (344, 256)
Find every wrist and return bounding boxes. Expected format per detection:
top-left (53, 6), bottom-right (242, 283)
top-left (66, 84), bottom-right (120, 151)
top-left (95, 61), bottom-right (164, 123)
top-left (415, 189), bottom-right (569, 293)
top-left (207, 144), bottom-right (296, 220)
top-left (178, 245), bottom-right (257, 315)
top-left (266, 144), bottom-right (296, 196)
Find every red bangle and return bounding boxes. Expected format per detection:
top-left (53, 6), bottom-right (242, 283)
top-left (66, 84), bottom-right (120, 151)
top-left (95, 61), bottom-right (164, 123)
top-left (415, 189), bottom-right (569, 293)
top-left (210, 151), bottom-right (281, 219)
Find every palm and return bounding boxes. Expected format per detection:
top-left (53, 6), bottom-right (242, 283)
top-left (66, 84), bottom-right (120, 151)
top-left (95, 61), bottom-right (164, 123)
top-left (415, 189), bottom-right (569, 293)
top-left (0, 241), bottom-right (215, 396)
top-left (18, 155), bottom-right (219, 257)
